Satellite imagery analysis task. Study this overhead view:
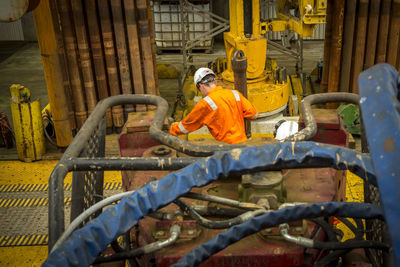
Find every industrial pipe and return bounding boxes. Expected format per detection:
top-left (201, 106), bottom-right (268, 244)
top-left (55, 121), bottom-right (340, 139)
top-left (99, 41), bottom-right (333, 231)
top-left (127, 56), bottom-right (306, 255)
top-left (174, 199), bottom-right (266, 229)
top-left (97, 0), bottom-right (124, 130)
top-left (279, 223), bottom-right (389, 251)
top-left (123, 0), bottom-right (146, 111)
top-left (284, 93), bottom-right (359, 141)
top-left (231, 50), bottom-right (251, 138)
top-left (327, 0), bottom-right (345, 102)
top-left (110, 0), bottom-right (135, 117)
top-left (137, 0), bottom-right (158, 96)
top-left (71, 0), bottom-right (97, 115)
top-left (364, 0), bottom-right (381, 69)
top-left (84, 0), bottom-right (112, 131)
top-left (55, 0), bottom-right (87, 129)
top-left (279, 223), bottom-right (314, 248)
top-left (183, 192), bottom-right (262, 210)
top-left (351, 0), bottom-right (369, 94)
top-left (94, 225), bottom-right (181, 264)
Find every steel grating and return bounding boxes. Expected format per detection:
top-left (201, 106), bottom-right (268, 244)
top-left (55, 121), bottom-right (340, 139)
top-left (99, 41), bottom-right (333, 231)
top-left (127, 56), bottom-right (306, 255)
top-left (0, 182), bottom-right (122, 247)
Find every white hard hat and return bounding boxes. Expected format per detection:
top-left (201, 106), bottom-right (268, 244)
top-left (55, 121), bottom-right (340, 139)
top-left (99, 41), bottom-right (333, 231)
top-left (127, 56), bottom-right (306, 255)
top-left (194, 67), bottom-right (215, 87)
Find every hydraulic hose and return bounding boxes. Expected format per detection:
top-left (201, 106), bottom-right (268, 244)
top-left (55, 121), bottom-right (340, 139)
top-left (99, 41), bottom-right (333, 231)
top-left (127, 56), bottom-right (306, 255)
top-left (193, 205), bottom-right (246, 217)
top-left (51, 190), bottom-right (136, 253)
top-left (172, 202), bottom-right (385, 267)
top-left (174, 199), bottom-right (266, 229)
top-left (279, 223), bottom-right (389, 251)
top-left (183, 192), bottom-right (262, 210)
top-left (94, 224), bottom-right (181, 264)
top-left (45, 142), bottom-right (378, 266)
top-left (309, 218), bottom-right (339, 242)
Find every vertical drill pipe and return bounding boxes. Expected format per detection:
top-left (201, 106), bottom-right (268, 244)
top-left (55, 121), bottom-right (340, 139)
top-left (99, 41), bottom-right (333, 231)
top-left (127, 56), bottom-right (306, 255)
top-left (97, 0), bottom-right (124, 129)
top-left (137, 0), bottom-right (158, 96)
top-left (33, 0), bottom-right (73, 147)
top-left (387, 0), bottom-right (400, 69)
top-left (364, 0), bottom-right (381, 68)
top-left (110, 0), bottom-right (135, 117)
top-left (320, 0), bottom-right (334, 93)
top-left (55, 13), bottom-right (76, 132)
top-left (375, 0), bottom-right (391, 63)
top-left (147, 0), bottom-right (159, 95)
top-left (351, 0), bottom-right (369, 94)
top-left (327, 0), bottom-right (345, 106)
top-left (123, 0), bottom-right (146, 112)
top-left (84, 0), bottom-right (113, 130)
top-left (71, 0), bottom-right (98, 115)
top-left (231, 50), bottom-right (251, 138)
top-left (339, 0), bottom-right (357, 93)
top-left (55, 0), bottom-right (87, 129)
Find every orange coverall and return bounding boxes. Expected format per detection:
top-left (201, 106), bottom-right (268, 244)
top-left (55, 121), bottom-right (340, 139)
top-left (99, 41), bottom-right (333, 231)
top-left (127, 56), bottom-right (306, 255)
top-left (170, 86), bottom-right (258, 144)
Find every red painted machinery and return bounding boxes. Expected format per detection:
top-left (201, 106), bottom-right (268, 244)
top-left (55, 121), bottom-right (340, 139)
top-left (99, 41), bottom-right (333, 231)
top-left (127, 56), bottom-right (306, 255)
top-left (118, 108), bottom-right (349, 266)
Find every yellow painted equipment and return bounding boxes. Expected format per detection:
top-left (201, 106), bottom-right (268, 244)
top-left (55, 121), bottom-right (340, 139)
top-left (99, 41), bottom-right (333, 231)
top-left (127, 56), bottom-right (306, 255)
top-left (217, 0), bottom-right (326, 116)
top-left (10, 84), bottom-right (46, 162)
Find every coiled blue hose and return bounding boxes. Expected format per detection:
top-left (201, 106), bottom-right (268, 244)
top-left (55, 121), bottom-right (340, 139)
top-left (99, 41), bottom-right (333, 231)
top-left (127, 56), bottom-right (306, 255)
top-left (43, 141), bottom-right (376, 266)
top-left (172, 202), bottom-right (384, 267)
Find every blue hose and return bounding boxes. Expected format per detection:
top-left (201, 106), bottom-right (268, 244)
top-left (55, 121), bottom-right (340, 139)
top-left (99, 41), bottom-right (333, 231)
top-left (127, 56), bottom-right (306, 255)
top-left (358, 63), bottom-right (400, 264)
top-left (172, 202), bottom-right (384, 267)
top-left (43, 142), bottom-right (376, 266)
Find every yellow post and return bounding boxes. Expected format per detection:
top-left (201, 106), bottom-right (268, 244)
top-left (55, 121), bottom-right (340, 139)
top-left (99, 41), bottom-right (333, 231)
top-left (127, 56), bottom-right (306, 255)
top-left (33, 0), bottom-right (73, 147)
top-left (10, 85), bottom-right (46, 162)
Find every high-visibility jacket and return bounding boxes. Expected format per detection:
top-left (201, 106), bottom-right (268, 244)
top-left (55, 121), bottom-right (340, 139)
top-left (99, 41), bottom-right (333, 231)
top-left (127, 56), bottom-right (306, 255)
top-left (170, 86), bottom-right (258, 144)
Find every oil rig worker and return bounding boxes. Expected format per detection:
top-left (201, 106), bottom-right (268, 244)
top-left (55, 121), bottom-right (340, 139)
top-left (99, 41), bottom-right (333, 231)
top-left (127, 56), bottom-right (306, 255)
top-left (170, 67), bottom-right (258, 144)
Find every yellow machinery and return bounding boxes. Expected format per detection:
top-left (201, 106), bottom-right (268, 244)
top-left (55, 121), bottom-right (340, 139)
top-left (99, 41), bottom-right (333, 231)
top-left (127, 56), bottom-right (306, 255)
top-left (221, 0), bottom-right (326, 116)
top-left (10, 84), bottom-right (46, 162)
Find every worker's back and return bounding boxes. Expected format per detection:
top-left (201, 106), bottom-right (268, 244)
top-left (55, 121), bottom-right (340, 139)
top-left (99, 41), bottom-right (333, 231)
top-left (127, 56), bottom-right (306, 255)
top-left (196, 86), bottom-right (257, 144)
top-left (170, 85), bottom-right (257, 144)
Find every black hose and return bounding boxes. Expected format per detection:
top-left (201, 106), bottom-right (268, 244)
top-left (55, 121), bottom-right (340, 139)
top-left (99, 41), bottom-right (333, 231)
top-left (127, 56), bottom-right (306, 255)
top-left (309, 218), bottom-right (338, 242)
top-left (194, 206), bottom-right (246, 217)
top-left (313, 240), bottom-right (390, 251)
top-left (174, 199), bottom-right (264, 229)
top-left (315, 249), bottom-right (350, 267)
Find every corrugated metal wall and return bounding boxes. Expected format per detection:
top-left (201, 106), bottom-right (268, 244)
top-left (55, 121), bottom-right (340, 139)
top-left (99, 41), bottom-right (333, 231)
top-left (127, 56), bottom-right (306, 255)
top-left (0, 20), bottom-right (24, 41)
top-left (261, 0), bottom-right (326, 40)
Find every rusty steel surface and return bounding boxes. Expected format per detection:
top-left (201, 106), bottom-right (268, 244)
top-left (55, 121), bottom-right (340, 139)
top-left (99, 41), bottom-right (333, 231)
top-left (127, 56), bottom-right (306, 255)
top-left (298, 108), bottom-right (348, 147)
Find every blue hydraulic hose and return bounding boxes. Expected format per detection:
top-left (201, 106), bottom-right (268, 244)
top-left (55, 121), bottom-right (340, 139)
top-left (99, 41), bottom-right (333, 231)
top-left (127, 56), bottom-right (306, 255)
top-left (43, 142), bottom-right (376, 266)
top-left (358, 63), bottom-right (400, 264)
top-left (172, 202), bottom-right (384, 267)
